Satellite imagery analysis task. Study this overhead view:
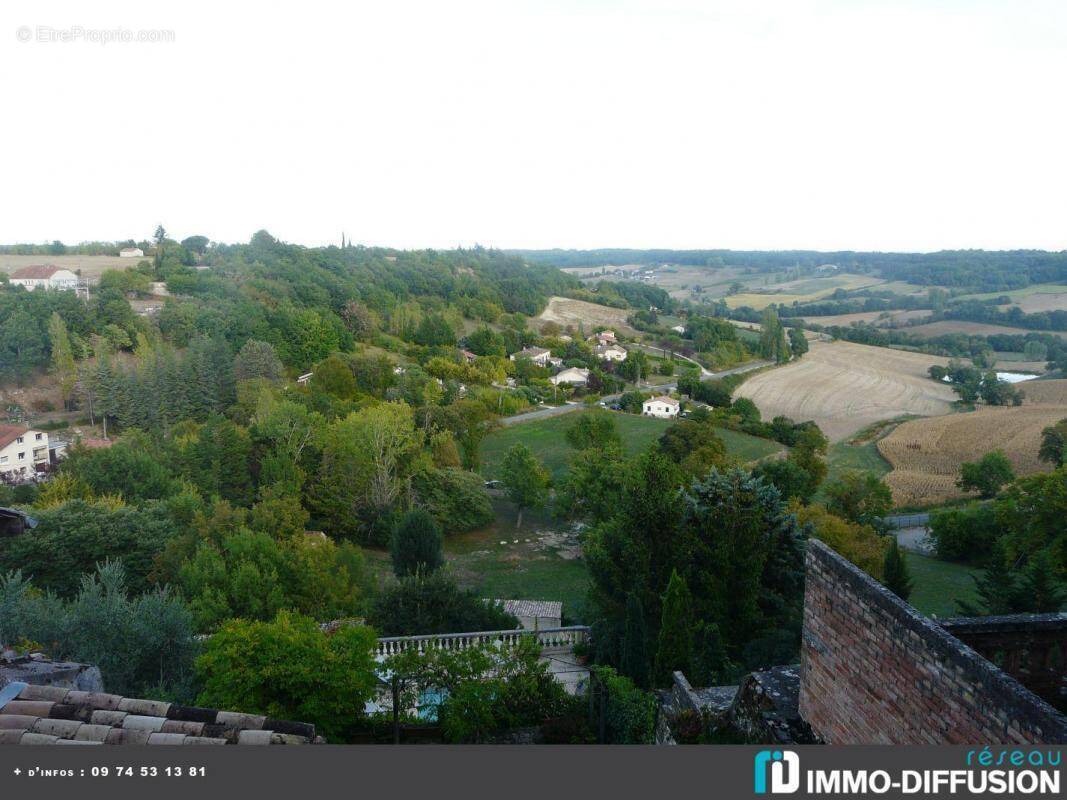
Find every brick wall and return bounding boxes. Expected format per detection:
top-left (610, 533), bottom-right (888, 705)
top-left (799, 540), bottom-right (1067, 744)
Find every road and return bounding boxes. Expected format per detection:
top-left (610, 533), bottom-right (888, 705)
top-left (499, 402), bottom-right (585, 426)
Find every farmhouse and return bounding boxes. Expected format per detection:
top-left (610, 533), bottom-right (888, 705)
top-left (592, 330), bottom-right (616, 345)
top-left (510, 346), bottom-right (551, 367)
top-left (594, 344), bottom-right (627, 362)
top-left (549, 367), bottom-right (590, 386)
top-left (119, 247), bottom-right (144, 258)
top-left (0, 425), bottom-right (49, 478)
top-left (8, 265), bottom-right (79, 291)
top-left (642, 395), bottom-right (679, 419)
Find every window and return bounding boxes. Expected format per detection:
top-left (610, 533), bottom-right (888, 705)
top-left (16, 436), bottom-right (23, 444)
top-left (0, 456), bottom-right (7, 464)
top-left (18, 452), bottom-right (26, 460)
top-left (35, 433), bottom-right (43, 440)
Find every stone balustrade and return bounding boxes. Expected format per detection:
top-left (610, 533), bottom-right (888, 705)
top-left (375, 626), bottom-right (590, 658)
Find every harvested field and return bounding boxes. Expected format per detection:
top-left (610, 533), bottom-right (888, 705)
top-left (878, 402), bottom-right (1067, 507)
top-left (0, 254), bottom-right (139, 281)
top-left (724, 273), bottom-right (884, 310)
top-left (732, 340), bottom-right (956, 442)
top-left (1019, 379), bottom-right (1067, 405)
top-left (1015, 292), bottom-right (1067, 313)
top-left (904, 320), bottom-right (1067, 341)
top-left (536, 296), bottom-right (635, 333)
top-left (798, 309), bottom-right (932, 328)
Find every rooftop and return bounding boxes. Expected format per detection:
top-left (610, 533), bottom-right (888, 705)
top-left (10, 265), bottom-right (65, 280)
top-left (647, 395), bottom-right (679, 406)
top-left (491, 599), bottom-right (563, 619)
top-left (0, 424), bottom-right (29, 450)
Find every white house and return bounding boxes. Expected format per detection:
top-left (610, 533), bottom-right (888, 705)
top-left (594, 344), bottom-right (627, 362)
top-left (0, 425), bottom-right (49, 478)
top-left (510, 346), bottom-right (552, 367)
top-left (296, 372), bottom-right (314, 386)
top-left (549, 367), bottom-right (590, 386)
top-left (8, 266), bottom-right (79, 291)
top-left (119, 247), bottom-right (144, 258)
top-left (642, 395), bottom-right (680, 419)
top-left (671, 325), bottom-right (686, 334)
top-left (594, 330), bottom-right (616, 345)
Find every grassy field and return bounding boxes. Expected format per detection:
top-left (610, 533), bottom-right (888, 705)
top-left (905, 552), bottom-right (980, 618)
top-left (480, 410), bottom-right (782, 480)
top-left (535, 296), bottom-right (636, 334)
top-left (364, 500), bottom-right (594, 622)
top-left (725, 273), bottom-right (884, 310)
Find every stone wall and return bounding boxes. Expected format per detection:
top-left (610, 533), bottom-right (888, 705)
top-left (799, 540), bottom-right (1067, 744)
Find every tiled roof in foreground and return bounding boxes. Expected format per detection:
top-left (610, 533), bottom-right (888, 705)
top-left (0, 684), bottom-right (321, 745)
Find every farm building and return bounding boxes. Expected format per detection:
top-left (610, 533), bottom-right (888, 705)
top-left (510, 346), bottom-right (551, 367)
top-left (594, 344), bottom-right (627, 362)
top-left (488, 599), bottom-right (563, 631)
top-left (593, 330), bottom-right (617, 345)
top-left (119, 247), bottom-right (144, 258)
top-left (8, 265), bottom-right (78, 291)
top-left (549, 367), bottom-right (590, 386)
top-left (642, 395), bottom-right (679, 419)
top-left (459, 349), bottom-right (477, 364)
top-left (671, 325), bottom-right (686, 334)
top-left (0, 425), bottom-right (50, 479)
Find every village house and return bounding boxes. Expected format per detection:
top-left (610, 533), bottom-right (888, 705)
top-left (591, 330), bottom-right (616, 346)
top-left (509, 346), bottom-right (552, 367)
top-left (459, 349), bottom-right (477, 364)
top-left (119, 247), bottom-right (144, 258)
top-left (0, 425), bottom-right (50, 479)
top-left (671, 325), bottom-right (686, 334)
top-left (594, 344), bottom-right (627, 362)
top-left (8, 265), bottom-right (79, 291)
top-left (549, 367), bottom-right (590, 386)
top-left (642, 395), bottom-right (680, 419)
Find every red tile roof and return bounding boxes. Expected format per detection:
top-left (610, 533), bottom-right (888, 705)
top-left (0, 425), bottom-right (28, 450)
top-left (10, 265), bottom-right (63, 280)
top-left (0, 682), bottom-right (321, 745)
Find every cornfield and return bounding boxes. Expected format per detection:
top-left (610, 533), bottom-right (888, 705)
top-left (877, 396), bottom-right (1067, 507)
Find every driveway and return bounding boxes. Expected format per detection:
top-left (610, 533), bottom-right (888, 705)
top-left (499, 403), bottom-right (584, 427)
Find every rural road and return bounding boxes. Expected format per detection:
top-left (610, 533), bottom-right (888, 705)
top-left (499, 403), bottom-right (584, 426)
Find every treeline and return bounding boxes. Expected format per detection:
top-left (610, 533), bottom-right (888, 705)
top-left (515, 248), bottom-right (1067, 293)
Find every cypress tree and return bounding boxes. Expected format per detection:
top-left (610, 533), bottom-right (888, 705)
top-left (390, 509), bottom-right (444, 578)
top-left (883, 538), bottom-right (914, 602)
top-left (653, 570), bottom-right (694, 687)
top-left (620, 592), bottom-right (650, 689)
top-left (1019, 551), bottom-right (1065, 613)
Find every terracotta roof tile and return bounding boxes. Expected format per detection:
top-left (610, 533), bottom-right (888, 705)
top-left (0, 424), bottom-right (28, 450)
top-left (11, 265), bottom-right (63, 280)
top-left (0, 680), bottom-right (320, 745)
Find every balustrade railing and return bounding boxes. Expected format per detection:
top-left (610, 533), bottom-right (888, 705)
top-left (375, 626), bottom-right (590, 658)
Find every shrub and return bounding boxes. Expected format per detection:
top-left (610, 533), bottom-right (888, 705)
top-left (370, 571), bottom-right (517, 636)
top-left (411, 467), bottom-right (494, 534)
top-left (929, 503), bottom-right (999, 563)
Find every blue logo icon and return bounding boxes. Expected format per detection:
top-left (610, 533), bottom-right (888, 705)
top-left (754, 750), bottom-right (800, 794)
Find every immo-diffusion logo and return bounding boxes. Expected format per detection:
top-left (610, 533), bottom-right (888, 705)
top-left (754, 750), bottom-right (801, 794)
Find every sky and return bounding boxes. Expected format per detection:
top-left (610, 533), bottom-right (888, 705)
top-left (2, 0), bottom-right (1066, 252)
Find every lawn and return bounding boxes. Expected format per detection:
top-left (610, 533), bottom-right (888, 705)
top-left (904, 552), bottom-right (980, 618)
top-left (479, 410), bottom-right (782, 481)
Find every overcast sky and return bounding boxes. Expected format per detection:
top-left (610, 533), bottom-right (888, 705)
top-left (2, 0), bottom-right (1065, 252)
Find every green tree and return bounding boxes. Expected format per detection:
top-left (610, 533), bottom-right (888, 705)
top-left (390, 508), bottom-right (444, 577)
top-left (882, 539), bottom-right (913, 601)
top-left (653, 570), bottom-right (693, 687)
top-left (758, 307), bottom-right (789, 363)
top-left (620, 592), bottom-right (650, 689)
top-left (48, 312), bottom-right (78, 410)
top-left (195, 611), bottom-right (378, 742)
top-left (1017, 550), bottom-right (1066, 613)
top-left (824, 470), bottom-right (893, 527)
top-left (957, 450), bottom-right (1015, 499)
top-left (1038, 419), bottom-right (1067, 467)
top-left (234, 339), bottom-right (285, 384)
top-left (370, 570), bottom-right (517, 636)
top-left (565, 410), bottom-right (620, 450)
top-left (788, 327), bottom-right (809, 359)
top-left (500, 443), bottom-right (549, 529)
